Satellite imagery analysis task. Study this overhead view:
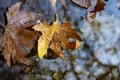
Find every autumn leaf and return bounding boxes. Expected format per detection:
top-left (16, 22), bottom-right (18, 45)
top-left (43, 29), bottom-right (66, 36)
top-left (32, 18), bottom-right (59, 59)
top-left (33, 16), bottom-right (82, 60)
top-left (6, 2), bottom-right (21, 24)
top-left (87, 0), bottom-right (105, 22)
top-left (50, 22), bottom-right (82, 60)
top-left (2, 2), bottom-right (37, 67)
top-left (71, 0), bottom-right (105, 22)
top-left (89, 0), bottom-right (105, 12)
top-left (71, 0), bottom-right (105, 12)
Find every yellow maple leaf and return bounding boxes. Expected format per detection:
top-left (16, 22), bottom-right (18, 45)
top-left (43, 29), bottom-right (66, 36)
top-left (32, 19), bottom-right (59, 58)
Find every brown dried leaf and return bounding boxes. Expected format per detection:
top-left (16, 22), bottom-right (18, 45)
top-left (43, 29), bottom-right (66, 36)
top-left (71, 0), bottom-right (105, 22)
top-left (6, 2), bottom-right (35, 27)
top-left (87, 0), bottom-right (105, 22)
top-left (2, 2), bottom-right (36, 67)
top-left (6, 2), bottom-right (21, 22)
top-left (50, 22), bottom-right (82, 60)
top-left (71, 0), bottom-right (105, 11)
top-left (89, 0), bottom-right (105, 12)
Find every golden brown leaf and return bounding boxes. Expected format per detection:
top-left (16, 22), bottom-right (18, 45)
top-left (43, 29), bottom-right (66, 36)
top-left (33, 18), bottom-right (82, 60)
top-left (32, 19), bottom-right (59, 59)
top-left (50, 22), bottom-right (82, 60)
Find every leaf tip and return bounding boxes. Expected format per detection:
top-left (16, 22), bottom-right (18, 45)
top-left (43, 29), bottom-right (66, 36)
top-left (75, 40), bottom-right (81, 49)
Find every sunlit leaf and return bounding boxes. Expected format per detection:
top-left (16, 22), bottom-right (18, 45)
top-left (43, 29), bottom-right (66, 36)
top-left (33, 17), bottom-right (82, 60)
top-left (32, 18), bottom-right (59, 59)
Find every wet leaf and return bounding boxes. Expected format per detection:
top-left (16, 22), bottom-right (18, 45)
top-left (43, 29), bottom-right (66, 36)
top-left (50, 22), bottom-right (82, 60)
top-left (87, 0), bottom-right (105, 22)
top-left (71, 0), bottom-right (105, 22)
top-left (2, 2), bottom-right (36, 67)
top-left (89, 0), bottom-right (105, 12)
top-left (33, 17), bottom-right (82, 60)
top-left (32, 19), bottom-right (59, 59)
top-left (71, 0), bottom-right (105, 11)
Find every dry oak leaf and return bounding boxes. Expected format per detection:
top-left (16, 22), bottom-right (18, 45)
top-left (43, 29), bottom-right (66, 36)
top-left (32, 20), bottom-right (59, 59)
top-left (2, 2), bottom-right (36, 67)
top-left (50, 22), bottom-right (82, 60)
